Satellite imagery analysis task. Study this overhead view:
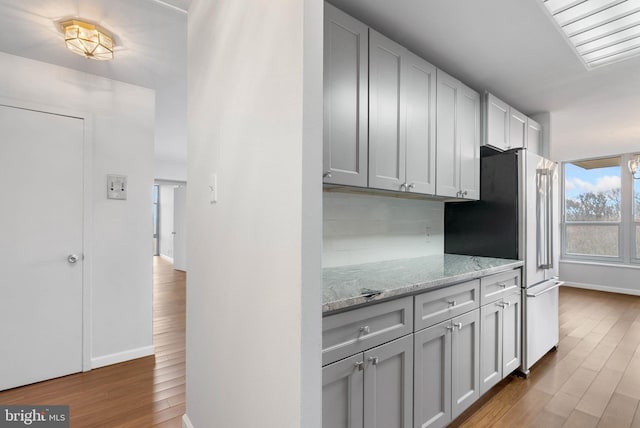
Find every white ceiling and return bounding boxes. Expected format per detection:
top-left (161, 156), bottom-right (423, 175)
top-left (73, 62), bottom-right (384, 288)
top-left (331, 0), bottom-right (640, 160)
top-left (1, 0), bottom-right (637, 164)
top-left (0, 0), bottom-right (188, 165)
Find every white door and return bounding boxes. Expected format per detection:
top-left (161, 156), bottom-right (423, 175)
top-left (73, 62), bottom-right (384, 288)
top-left (0, 105), bottom-right (84, 390)
top-left (173, 186), bottom-right (187, 272)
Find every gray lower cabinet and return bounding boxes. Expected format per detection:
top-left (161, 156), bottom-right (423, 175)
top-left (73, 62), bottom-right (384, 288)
top-left (480, 291), bottom-right (521, 395)
top-left (414, 309), bottom-right (480, 428)
top-left (323, 354), bottom-right (365, 428)
top-left (323, 335), bottom-right (414, 428)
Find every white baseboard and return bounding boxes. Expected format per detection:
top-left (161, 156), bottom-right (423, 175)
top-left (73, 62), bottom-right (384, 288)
top-left (182, 414), bottom-right (195, 428)
top-left (160, 254), bottom-right (174, 264)
top-left (91, 345), bottom-right (155, 369)
top-left (564, 282), bottom-right (640, 297)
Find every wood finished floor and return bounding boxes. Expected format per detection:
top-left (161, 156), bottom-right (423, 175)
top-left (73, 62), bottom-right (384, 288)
top-left (0, 256), bottom-right (185, 427)
top-left (452, 286), bottom-right (640, 428)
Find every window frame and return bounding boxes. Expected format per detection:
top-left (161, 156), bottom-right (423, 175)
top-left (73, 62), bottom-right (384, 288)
top-left (561, 154), bottom-right (630, 264)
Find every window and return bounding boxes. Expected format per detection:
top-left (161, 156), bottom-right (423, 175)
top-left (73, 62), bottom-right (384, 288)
top-left (563, 157), bottom-right (621, 259)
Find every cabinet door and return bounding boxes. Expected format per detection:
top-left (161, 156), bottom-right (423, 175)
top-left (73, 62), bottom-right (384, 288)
top-left (323, 353), bottom-right (365, 428)
top-left (480, 301), bottom-right (502, 395)
top-left (404, 50), bottom-right (436, 195)
top-left (369, 30), bottom-right (405, 191)
top-left (323, 4), bottom-right (368, 187)
top-left (451, 309), bottom-right (480, 419)
top-left (364, 335), bottom-right (413, 428)
top-left (458, 84), bottom-right (480, 200)
top-left (484, 93), bottom-right (509, 151)
top-left (414, 321), bottom-right (451, 428)
top-left (435, 70), bottom-right (459, 198)
top-left (502, 292), bottom-right (521, 377)
top-left (526, 118), bottom-right (542, 155)
top-left (508, 107), bottom-right (527, 150)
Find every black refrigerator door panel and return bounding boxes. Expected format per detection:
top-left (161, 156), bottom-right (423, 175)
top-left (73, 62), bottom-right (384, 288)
top-left (444, 150), bottom-right (519, 259)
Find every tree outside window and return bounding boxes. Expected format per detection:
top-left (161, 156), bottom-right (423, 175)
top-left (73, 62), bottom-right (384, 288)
top-left (564, 157), bottom-right (621, 258)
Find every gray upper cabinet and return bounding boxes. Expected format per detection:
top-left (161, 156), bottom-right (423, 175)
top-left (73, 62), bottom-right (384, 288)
top-left (484, 92), bottom-right (541, 152)
top-left (526, 118), bottom-right (542, 155)
top-left (509, 107), bottom-right (527, 150)
top-left (403, 50), bottom-right (437, 195)
top-left (368, 30), bottom-right (405, 192)
top-left (323, 353), bottom-right (365, 428)
top-left (484, 93), bottom-right (509, 151)
top-left (369, 30), bottom-right (436, 195)
top-left (458, 85), bottom-right (480, 200)
top-left (436, 70), bottom-right (480, 200)
top-left (323, 4), bottom-right (368, 187)
top-left (364, 335), bottom-right (413, 428)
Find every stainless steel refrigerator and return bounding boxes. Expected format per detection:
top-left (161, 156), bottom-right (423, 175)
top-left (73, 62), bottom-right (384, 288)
top-left (445, 147), bottom-right (562, 375)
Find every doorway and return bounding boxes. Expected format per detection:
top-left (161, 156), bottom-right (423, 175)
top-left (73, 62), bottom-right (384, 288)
top-left (0, 104), bottom-right (86, 390)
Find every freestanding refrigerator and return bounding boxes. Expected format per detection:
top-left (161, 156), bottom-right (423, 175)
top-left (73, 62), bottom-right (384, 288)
top-left (445, 147), bottom-right (562, 375)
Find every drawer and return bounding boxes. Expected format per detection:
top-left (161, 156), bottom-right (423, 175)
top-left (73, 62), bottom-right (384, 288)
top-left (414, 280), bottom-right (480, 331)
top-left (322, 296), bottom-right (413, 366)
top-left (480, 269), bottom-right (521, 305)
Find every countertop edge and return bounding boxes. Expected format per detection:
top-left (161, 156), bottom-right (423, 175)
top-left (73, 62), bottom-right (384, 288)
top-left (322, 260), bottom-right (523, 314)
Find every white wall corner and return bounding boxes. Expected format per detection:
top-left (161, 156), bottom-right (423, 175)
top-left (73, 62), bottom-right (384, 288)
top-left (160, 254), bottom-right (175, 264)
top-left (182, 414), bottom-right (195, 428)
top-left (91, 345), bottom-right (155, 369)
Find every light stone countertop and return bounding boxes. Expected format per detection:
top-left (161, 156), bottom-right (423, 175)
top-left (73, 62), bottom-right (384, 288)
top-left (323, 254), bottom-right (524, 314)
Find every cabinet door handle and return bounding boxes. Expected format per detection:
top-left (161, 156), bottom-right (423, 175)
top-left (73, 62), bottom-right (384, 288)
top-left (499, 283), bottom-right (507, 288)
top-left (448, 300), bottom-right (456, 307)
top-left (354, 361), bottom-right (365, 371)
top-left (462, 190), bottom-right (468, 196)
top-left (359, 325), bottom-right (370, 335)
top-left (496, 302), bottom-right (505, 308)
top-left (455, 323), bottom-right (463, 330)
top-left (505, 301), bottom-right (512, 307)
top-left (446, 325), bottom-right (455, 331)
top-left (408, 183), bottom-right (415, 190)
top-left (323, 171), bottom-right (332, 178)
top-left (400, 182), bottom-right (407, 191)
top-left (368, 356), bottom-right (379, 366)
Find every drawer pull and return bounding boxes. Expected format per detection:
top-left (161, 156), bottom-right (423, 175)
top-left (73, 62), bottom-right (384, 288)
top-left (496, 302), bottom-right (505, 308)
top-left (359, 325), bottom-right (370, 335)
top-left (354, 361), bottom-right (364, 371)
top-left (448, 300), bottom-right (457, 307)
top-left (455, 322), bottom-right (463, 330)
top-left (368, 356), bottom-right (379, 366)
top-left (446, 325), bottom-right (455, 331)
top-left (499, 283), bottom-right (507, 288)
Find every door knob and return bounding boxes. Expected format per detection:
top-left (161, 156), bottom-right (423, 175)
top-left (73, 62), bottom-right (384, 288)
top-left (67, 254), bottom-right (79, 264)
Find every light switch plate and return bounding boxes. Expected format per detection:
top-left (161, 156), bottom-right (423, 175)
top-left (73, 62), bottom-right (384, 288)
top-left (107, 174), bottom-right (127, 200)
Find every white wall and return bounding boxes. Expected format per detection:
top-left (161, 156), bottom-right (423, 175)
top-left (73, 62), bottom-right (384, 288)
top-left (0, 52), bottom-right (155, 367)
top-left (158, 185), bottom-right (175, 261)
top-left (561, 261), bottom-right (640, 295)
top-left (156, 158), bottom-right (187, 182)
top-left (185, 0), bottom-right (322, 427)
top-left (323, 192), bottom-right (444, 267)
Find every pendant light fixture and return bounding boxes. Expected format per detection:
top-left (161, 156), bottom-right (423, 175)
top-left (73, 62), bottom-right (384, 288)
top-left (629, 154), bottom-right (640, 180)
top-left (61, 20), bottom-right (114, 61)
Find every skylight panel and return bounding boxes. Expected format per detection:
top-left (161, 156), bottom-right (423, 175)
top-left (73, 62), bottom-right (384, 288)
top-left (541, 0), bottom-right (640, 68)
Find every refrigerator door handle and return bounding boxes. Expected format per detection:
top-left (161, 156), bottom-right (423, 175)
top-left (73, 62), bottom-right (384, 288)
top-left (537, 168), bottom-right (553, 269)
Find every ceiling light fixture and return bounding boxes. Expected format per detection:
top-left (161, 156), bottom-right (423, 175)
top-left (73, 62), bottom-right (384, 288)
top-left (629, 154), bottom-right (640, 179)
top-left (61, 20), bottom-right (114, 61)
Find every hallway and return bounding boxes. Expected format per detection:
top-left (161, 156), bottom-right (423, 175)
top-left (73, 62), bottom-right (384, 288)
top-left (0, 257), bottom-right (185, 427)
